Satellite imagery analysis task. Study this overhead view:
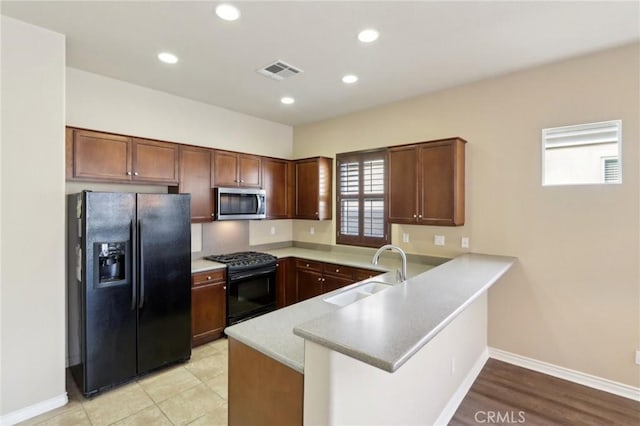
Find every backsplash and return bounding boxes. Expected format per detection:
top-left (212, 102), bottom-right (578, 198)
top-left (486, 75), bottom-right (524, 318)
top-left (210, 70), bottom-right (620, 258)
top-left (192, 221), bottom-right (251, 258)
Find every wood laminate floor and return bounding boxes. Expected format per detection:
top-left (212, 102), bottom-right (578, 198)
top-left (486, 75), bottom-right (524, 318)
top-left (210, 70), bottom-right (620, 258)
top-left (450, 358), bottom-right (640, 425)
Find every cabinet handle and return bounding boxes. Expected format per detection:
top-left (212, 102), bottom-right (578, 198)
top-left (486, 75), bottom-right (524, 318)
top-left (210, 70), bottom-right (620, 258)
top-left (306, 263), bottom-right (310, 267)
top-left (234, 179), bottom-right (238, 183)
top-left (418, 214), bottom-right (422, 218)
top-left (207, 276), bottom-right (211, 280)
top-left (211, 213), bottom-right (215, 217)
top-left (223, 286), bottom-right (227, 290)
top-left (335, 269), bottom-right (340, 273)
top-left (322, 278), bottom-right (326, 282)
top-left (413, 214), bottom-right (417, 218)
top-left (315, 212), bottom-right (319, 215)
top-left (134, 172), bottom-right (139, 176)
top-left (317, 277), bottom-right (322, 281)
top-left (127, 172), bottom-right (132, 176)
top-left (240, 179), bottom-right (244, 183)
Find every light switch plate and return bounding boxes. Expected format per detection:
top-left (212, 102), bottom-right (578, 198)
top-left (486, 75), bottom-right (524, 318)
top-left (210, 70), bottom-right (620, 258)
top-left (270, 226), bottom-right (276, 235)
top-left (461, 237), bottom-right (470, 248)
top-left (402, 233), bottom-right (410, 243)
top-left (434, 235), bottom-right (445, 246)
top-left (310, 226), bottom-right (315, 235)
top-left (635, 350), bottom-right (640, 365)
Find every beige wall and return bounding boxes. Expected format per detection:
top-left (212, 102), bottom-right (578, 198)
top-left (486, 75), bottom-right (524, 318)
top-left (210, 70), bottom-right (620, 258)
top-left (1, 16), bottom-right (66, 417)
top-left (293, 43), bottom-right (640, 386)
top-left (66, 68), bottom-right (293, 159)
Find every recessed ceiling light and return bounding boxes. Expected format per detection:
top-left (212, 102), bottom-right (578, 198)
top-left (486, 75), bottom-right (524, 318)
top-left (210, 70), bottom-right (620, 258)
top-left (342, 74), bottom-right (359, 84)
top-left (157, 52), bottom-right (178, 64)
top-left (280, 97), bottom-right (295, 105)
top-left (358, 29), bottom-right (379, 43)
top-left (215, 4), bottom-right (241, 21)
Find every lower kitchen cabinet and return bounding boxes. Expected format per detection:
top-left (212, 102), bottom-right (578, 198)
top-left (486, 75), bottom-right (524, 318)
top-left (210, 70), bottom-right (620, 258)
top-left (276, 258), bottom-right (297, 308)
top-left (296, 267), bottom-right (324, 302)
top-left (191, 269), bottom-right (227, 347)
top-left (294, 259), bottom-right (382, 303)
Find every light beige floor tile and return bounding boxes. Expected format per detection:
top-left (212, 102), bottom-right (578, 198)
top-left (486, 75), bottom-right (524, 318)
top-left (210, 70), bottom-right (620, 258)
top-left (184, 352), bottom-right (226, 382)
top-left (110, 405), bottom-right (172, 426)
top-left (209, 338), bottom-right (228, 353)
top-left (158, 383), bottom-right (225, 425)
top-left (137, 366), bottom-right (201, 403)
top-left (35, 408), bottom-right (91, 426)
top-left (186, 402), bottom-right (228, 426)
top-left (18, 405), bottom-right (86, 426)
top-left (205, 372), bottom-right (228, 400)
top-left (190, 343), bottom-right (223, 362)
top-left (82, 382), bottom-right (154, 426)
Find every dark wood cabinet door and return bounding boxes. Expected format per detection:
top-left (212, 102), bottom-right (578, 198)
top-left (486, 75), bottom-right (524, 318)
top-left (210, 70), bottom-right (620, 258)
top-left (191, 271), bottom-right (227, 347)
top-left (213, 150), bottom-right (239, 186)
top-left (262, 158), bottom-right (289, 219)
top-left (72, 129), bottom-right (131, 182)
top-left (238, 154), bottom-right (261, 188)
top-left (296, 268), bottom-right (323, 302)
top-left (174, 146), bottom-right (213, 222)
top-left (388, 146), bottom-right (419, 223)
top-left (323, 275), bottom-right (353, 293)
top-left (294, 157), bottom-right (332, 220)
top-left (131, 138), bottom-right (179, 184)
top-left (353, 268), bottom-right (380, 281)
top-left (418, 139), bottom-right (465, 226)
top-left (295, 160), bottom-right (318, 219)
top-left (276, 258), bottom-right (297, 308)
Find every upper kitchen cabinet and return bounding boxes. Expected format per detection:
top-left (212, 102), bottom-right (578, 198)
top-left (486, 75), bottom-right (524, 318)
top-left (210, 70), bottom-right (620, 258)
top-left (169, 145), bottom-right (214, 222)
top-left (131, 137), bottom-right (180, 184)
top-left (66, 128), bottom-right (179, 185)
top-left (262, 158), bottom-right (292, 219)
top-left (388, 138), bottom-right (466, 226)
top-left (213, 150), bottom-right (261, 188)
top-left (294, 157), bottom-right (333, 220)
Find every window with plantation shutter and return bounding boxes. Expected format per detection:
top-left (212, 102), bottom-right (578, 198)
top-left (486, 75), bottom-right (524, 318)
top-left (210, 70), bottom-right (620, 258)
top-left (336, 150), bottom-right (389, 247)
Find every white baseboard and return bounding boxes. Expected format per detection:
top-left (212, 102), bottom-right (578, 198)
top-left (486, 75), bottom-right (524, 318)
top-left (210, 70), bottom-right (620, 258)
top-left (489, 347), bottom-right (640, 402)
top-left (0, 393), bottom-right (68, 426)
top-left (434, 347), bottom-right (490, 426)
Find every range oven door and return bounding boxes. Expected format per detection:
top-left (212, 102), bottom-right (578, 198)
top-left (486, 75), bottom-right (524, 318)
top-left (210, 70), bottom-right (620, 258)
top-left (227, 264), bottom-right (277, 325)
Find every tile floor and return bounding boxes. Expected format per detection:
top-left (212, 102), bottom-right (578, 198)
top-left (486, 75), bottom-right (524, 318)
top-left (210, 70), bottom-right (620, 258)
top-left (20, 338), bottom-right (229, 426)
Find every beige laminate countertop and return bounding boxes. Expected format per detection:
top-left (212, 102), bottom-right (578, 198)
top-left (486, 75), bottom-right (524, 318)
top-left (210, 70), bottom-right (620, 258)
top-left (224, 251), bottom-right (515, 374)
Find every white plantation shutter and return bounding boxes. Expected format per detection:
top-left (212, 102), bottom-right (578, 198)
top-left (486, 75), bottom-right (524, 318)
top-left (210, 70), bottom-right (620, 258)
top-left (337, 150), bottom-right (388, 247)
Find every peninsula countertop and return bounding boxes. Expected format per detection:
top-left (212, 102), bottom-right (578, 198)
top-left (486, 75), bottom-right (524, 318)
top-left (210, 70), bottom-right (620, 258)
top-left (225, 251), bottom-right (515, 374)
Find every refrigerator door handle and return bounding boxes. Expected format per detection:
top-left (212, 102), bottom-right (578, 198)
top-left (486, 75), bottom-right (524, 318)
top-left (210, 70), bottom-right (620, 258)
top-left (138, 219), bottom-right (145, 309)
top-left (130, 220), bottom-right (137, 310)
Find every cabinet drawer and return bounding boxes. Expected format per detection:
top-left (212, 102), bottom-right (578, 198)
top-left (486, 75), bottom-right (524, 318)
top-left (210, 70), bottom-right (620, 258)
top-left (322, 263), bottom-right (355, 279)
top-left (353, 268), bottom-right (381, 281)
top-left (295, 259), bottom-right (322, 272)
top-left (192, 269), bottom-right (226, 286)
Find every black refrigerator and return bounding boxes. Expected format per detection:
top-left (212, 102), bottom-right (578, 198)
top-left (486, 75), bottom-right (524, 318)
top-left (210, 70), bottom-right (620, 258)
top-left (67, 191), bottom-right (191, 397)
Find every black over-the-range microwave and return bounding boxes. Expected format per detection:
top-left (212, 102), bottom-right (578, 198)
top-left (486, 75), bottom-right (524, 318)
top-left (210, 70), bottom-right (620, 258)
top-left (214, 187), bottom-right (266, 220)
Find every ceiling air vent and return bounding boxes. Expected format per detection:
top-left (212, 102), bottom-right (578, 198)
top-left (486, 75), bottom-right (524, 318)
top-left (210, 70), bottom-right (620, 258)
top-left (257, 60), bottom-right (303, 81)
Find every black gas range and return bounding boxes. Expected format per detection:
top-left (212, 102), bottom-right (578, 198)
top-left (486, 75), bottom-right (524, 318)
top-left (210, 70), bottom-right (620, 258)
top-left (205, 251), bottom-right (277, 272)
top-left (205, 251), bottom-right (278, 325)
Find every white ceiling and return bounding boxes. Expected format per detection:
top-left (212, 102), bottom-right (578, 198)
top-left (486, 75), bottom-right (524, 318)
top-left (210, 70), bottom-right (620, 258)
top-left (2, 1), bottom-right (639, 126)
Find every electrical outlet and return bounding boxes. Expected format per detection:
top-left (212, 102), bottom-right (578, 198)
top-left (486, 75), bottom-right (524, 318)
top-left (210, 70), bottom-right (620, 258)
top-left (461, 237), bottom-right (469, 248)
top-left (434, 235), bottom-right (445, 246)
top-left (635, 350), bottom-right (640, 366)
top-left (402, 232), bottom-right (410, 243)
top-left (310, 226), bottom-right (315, 235)
top-left (270, 226), bottom-right (276, 236)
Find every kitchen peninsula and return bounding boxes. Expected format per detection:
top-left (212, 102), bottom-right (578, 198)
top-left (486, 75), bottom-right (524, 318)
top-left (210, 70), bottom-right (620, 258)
top-left (224, 251), bottom-right (515, 426)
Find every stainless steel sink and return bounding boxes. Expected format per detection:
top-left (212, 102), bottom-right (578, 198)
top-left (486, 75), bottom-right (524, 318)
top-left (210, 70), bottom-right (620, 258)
top-left (323, 281), bottom-right (393, 307)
